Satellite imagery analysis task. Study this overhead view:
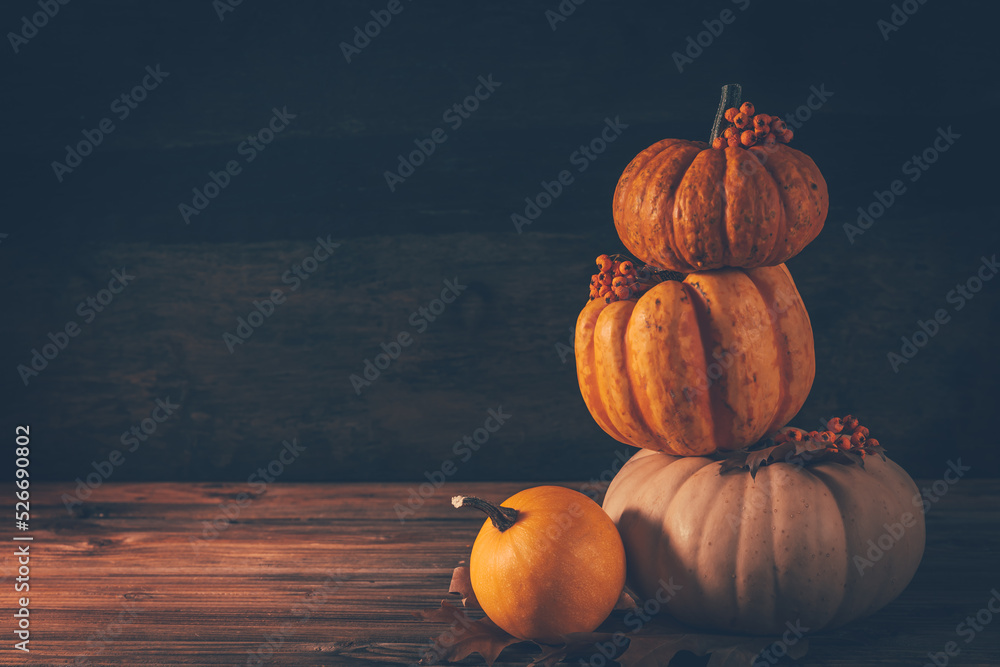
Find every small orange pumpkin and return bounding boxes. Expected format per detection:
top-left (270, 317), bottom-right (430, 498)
top-left (612, 85), bottom-right (828, 272)
top-left (575, 263), bottom-right (814, 455)
top-left (454, 487), bottom-right (626, 643)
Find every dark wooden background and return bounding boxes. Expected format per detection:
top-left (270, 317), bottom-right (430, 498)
top-left (1, 0), bottom-right (998, 482)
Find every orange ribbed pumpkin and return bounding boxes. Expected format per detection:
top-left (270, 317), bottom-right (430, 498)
top-left (613, 140), bottom-right (827, 273)
top-left (574, 264), bottom-right (814, 455)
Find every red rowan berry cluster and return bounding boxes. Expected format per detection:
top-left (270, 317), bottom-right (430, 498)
top-left (711, 101), bottom-right (794, 150)
top-left (774, 415), bottom-right (879, 458)
top-left (589, 254), bottom-right (672, 303)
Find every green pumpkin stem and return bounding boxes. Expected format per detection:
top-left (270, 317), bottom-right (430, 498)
top-left (452, 495), bottom-right (518, 532)
top-left (709, 83), bottom-right (742, 144)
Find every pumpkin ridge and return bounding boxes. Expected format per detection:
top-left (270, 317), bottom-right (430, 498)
top-left (767, 467), bottom-right (834, 629)
top-left (613, 140), bottom-right (686, 223)
top-left (745, 267), bottom-right (792, 430)
top-left (758, 471), bottom-right (782, 626)
top-left (673, 149), bottom-right (727, 271)
top-left (747, 264), bottom-right (815, 430)
top-left (754, 146), bottom-right (826, 265)
top-left (782, 147), bottom-right (827, 256)
top-left (621, 142), bottom-right (702, 271)
top-left (621, 312), bottom-right (665, 451)
top-left (628, 282), bottom-right (711, 455)
top-left (725, 148), bottom-right (782, 267)
top-left (686, 270), bottom-right (783, 450)
top-left (725, 470), bottom-right (749, 627)
top-left (807, 465), bottom-right (877, 624)
top-left (710, 467), bottom-right (750, 627)
top-left (617, 138), bottom-right (688, 192)
top-left (620, 293), bottom-right (662, 450)
top-left (751, 146), bottom-right (797, 266)
top-left (595, 299), bottom-right (652, 446)
top-left (576, 302), bottom-right (632, 445)
top-left (718, 148), bottom-right (739, 266)
top-left (655, 144), bottom-right (704, 273)
top-left (681, 278), bottom-right (738, 452)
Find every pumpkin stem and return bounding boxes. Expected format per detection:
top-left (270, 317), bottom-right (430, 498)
top-left (709, 83), bottom-right (742, 144)
top-left (452, 495), bottom-right (519, 532)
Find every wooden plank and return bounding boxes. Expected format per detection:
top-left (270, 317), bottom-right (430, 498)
top-left (4, 480), bottom-right (999, 665)
top-left (5, 230), bottom-right (1000, 487)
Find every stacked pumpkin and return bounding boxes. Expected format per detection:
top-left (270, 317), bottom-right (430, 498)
top-left (575, 84), bottom-right (925, 635)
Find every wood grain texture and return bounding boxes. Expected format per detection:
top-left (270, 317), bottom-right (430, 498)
top-left (4, 480), bottom-right (998, 666)
top-left (4, 231), bottom-right (999, 485)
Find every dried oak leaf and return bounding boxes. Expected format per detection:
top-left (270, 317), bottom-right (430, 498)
top-left (620, 633), bottom-right (809, 667)
top-left (526, 631), bottom-right (622, 667)
top-left (448, 565), bottom-right (481, 609)
top-left (615, 587), bottom-right (641, 611)
top-left (719, 436), bottom-right (888, 478)
top-left (418, 601), bottom-right (522, 666)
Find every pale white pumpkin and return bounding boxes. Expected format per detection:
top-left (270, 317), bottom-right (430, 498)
top-left (602, 448), bottom-right (925, 634)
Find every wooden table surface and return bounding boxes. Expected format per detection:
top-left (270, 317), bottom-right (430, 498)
top-left (7, 480), bottom-right (1000, 666)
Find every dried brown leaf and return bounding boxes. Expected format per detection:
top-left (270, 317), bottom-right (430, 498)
top-left (426, 562), bottom-right (813, 666)
top-left (615, 587), bottom-right (640, 611)
top-left (720, 430), bottom-right (889, 478)
top-left (418, 601), bottom-right (521, 666)
top-left (448, 565), bottom-right (481, 609)
top-left (527, 632), bottom-right (619, 667)
top-left (619, 633), bottom-right (809, 667)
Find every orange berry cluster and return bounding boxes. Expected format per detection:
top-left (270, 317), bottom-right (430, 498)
top-left (775, 415), bottom-right (878, 458)
top-left (589, 254), bottom-right (656, 303)
top-left (711, 101), bottom-right (794, 150)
